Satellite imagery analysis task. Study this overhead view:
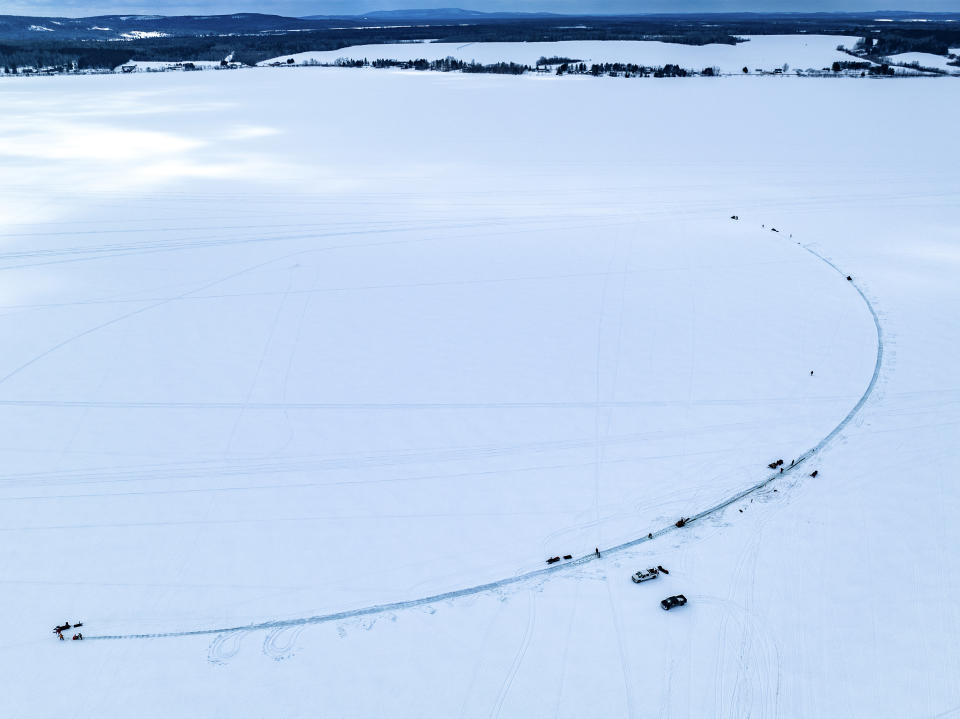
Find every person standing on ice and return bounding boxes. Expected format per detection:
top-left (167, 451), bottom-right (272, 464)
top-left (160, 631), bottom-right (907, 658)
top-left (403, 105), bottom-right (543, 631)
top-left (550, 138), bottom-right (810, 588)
top-left (595, 547), bottom-right (600, 558)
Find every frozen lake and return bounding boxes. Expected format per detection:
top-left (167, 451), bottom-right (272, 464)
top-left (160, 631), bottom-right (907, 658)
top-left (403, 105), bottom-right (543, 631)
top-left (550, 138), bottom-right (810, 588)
top-left (0, 67), bottom-right (958, 718)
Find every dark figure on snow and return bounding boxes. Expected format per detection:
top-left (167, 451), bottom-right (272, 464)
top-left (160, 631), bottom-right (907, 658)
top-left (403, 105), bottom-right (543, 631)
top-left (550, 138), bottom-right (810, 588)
top-left (810, 371), bottom-right (814, 376)
top-left (810, 470), bottom-right (819, 478)
top-left (595, 547), bottom-right (600, 558)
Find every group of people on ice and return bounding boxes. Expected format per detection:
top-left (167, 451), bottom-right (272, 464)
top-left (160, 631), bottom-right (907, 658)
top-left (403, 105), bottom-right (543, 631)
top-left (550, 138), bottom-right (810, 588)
top-left (53, 621), bottom-right (83, 641)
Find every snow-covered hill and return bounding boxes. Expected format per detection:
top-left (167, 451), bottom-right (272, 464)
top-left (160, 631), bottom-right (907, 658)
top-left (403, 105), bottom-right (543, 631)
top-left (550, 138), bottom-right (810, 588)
top-left (887, 51), bottom-right (960, 73)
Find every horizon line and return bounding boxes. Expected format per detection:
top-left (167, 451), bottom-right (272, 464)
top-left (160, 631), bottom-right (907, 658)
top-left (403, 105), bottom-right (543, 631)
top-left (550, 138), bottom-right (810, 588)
top-left (1, 8), bottom-right (959, 20)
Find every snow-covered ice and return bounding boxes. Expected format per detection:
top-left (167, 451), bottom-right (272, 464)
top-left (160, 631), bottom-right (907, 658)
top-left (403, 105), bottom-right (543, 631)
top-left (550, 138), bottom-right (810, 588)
top-left (0, 67), bottom-right (958, 718)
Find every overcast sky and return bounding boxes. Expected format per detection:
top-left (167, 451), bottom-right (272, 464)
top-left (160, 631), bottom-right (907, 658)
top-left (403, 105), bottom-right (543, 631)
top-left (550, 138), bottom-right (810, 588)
top-left (0, 0), bottom-right (954, 17)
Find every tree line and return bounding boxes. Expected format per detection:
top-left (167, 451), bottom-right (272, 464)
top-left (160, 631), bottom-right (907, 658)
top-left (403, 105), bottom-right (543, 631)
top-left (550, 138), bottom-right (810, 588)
top-left (554, 61), bottom-right (694, 77)
top-left (0, 42), bottom-right (132, 72)
top-left (328, 56), bottom-right (706, 78)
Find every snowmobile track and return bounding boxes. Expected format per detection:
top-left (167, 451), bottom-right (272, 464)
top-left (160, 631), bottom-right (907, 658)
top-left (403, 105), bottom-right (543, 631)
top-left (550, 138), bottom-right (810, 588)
top-left (86, 233), bottom-right (883, 643)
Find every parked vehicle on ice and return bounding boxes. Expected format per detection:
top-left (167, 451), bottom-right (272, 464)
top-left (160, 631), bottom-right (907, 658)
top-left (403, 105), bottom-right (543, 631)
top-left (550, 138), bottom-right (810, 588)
top-left (631, 568), bottom-right (659, 583)
top-left (661, 595), bottom-right (688, 611)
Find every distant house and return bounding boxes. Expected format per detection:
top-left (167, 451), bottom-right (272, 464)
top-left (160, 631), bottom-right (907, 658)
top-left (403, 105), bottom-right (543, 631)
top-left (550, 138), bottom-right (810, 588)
top-left (121, 65), bottom-right (136, 73)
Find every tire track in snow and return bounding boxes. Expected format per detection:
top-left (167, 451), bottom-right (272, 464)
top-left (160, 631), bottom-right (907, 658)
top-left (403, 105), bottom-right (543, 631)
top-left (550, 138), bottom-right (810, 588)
top-left (605, 573), bottom-right (638, 718)
top-left (488, 591), bottom-right (535, 719)
top-left (207, 630), bottom-right (248, 665)
top-left (84, 230), bottom-right (884, 643)
top-left (261, 625), bottom-right (304, 662)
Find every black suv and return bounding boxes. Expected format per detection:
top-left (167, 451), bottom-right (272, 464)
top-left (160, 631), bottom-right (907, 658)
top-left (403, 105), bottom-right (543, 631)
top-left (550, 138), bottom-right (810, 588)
top-left (660, 594), bottom-right (687, 611)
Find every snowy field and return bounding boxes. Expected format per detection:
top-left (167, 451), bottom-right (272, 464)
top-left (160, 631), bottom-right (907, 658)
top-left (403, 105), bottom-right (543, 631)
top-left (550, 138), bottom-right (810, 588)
top-left (1, 68), bottom-right (959, 718)
top-left (887, 51), bottom-right (960, 73)
top-left (262, 34), bottom-right (863, 73)
top-left (118, 59), bottom-right (224, 72)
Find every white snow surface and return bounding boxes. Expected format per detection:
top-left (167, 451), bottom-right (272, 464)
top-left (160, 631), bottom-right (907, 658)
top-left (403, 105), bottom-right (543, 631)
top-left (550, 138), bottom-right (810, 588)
top-left (0, 68), bottom-right (958, 718)
top-left (115, 60), bottom-right (224, 72)
top-left (887, 51), bottom-right (960, 73)
top-left (120, 30), bottom-right (170, 39)
top-left (261, 35), bottom-right (861, 73)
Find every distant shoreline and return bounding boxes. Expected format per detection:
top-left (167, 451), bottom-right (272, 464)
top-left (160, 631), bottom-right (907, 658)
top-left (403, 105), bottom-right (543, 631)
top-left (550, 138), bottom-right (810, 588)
top-left (1, 12), bottom-right (958, 73)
